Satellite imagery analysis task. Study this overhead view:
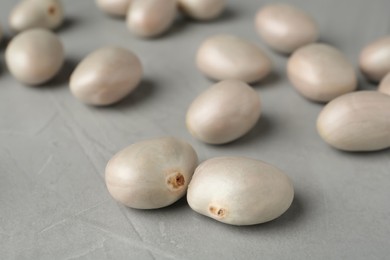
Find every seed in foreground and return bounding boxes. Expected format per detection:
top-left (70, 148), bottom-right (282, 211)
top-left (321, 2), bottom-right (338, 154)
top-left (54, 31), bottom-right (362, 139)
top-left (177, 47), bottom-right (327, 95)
top-left (187, 157), bottom-right (294, 225)
top-left (70, 46), bottom-right (143, 106)
top-left (5, 28), bottom-right (64, 85)
top-left (9, 0), bottom-right (64, 32)
top-left (105, 137), bottom-right (198, 209)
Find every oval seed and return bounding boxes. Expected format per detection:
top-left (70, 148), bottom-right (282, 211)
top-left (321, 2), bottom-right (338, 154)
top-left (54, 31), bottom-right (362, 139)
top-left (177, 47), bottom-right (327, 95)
top-left (287, 43), bottom-right (357, 102)
top-left (126, 0), bottom-right (177, 38)
top-left (178, 0), bottom-right (225, 21)
top-left (359, 36), bottom-right (390, 82)
top-left (317, 91), bottom-right (390, 152)
top-left (96, 0), bottom-right (132, 17)
top-left (187, 157), bottom-right (294, 226)
top-left (196, 34), bottom-right (272, 83)
top-left (105, 137), bottom-right (198, 209)
top-left (255, 3), bottom-right (319, 54)
top-left (70, 46), bottom-right (143, 106)
top-left (186, 80), bottom-right (261, 144)
top-left (5, 28), bottom-right (64, 85)
top-left (9, 0), bottom-right (64, 32)
top-left (379, 72), bottom-right (390, 96)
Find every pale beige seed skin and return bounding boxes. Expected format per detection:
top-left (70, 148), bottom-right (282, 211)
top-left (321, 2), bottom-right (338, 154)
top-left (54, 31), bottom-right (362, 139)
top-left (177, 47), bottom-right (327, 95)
top-left (287, 43), bottom-right (357, 102)
top-left (5, 29), bottom-right (64, 85)
top-left (126, 0), bottom-right (177, 38)
top-left (105, 137), bottom-right (198, 209)
top-left (70, 47), bottom-right (143, 106)
top-left (178, 0), bottom-right (225, 21)
top-left (9, 0), bottom-right (64, 33)
top-left (187, 157), bottom-right (294, 226)
top-left (360, 36), bottom-right (390, 82)
top-left (186, 80), bottom-right (261, 144)
top-left (196, 34), bottom-right (272, 83)
top-left (317, 91), bottom-right (390, 152)
top-left (96, 0), bottom-right (132, 17)
top-left (378, 72), bottom-right (390, 96)
top-left (255, 3), bottom-right (319, 54)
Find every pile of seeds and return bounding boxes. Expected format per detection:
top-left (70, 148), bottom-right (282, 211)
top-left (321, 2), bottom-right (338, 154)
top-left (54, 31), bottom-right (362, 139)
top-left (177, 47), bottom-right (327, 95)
top-left (0, 0), bottom-right (389, 226)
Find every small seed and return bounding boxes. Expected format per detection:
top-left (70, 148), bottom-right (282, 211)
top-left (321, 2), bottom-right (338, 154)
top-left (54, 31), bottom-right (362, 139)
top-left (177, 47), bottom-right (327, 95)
top-left (9, 0), bottom-right (64, 32)
top-left (360, 36), bottom-right (390, 82)
top-left (317, 91), bottom-right (390, 151)
top-left (196, 34), bottom-right (272, 83)
top-left (178, 0), bottom-right (226, 21)
top-left (255, 3), bottom-right (319, 54)
top-left (126, 0), bottom-right (177, 38)
top-left (5, 28), bottom-right (64, 85)
top-left (70, 46), bottom-right (143, 106)
top-left (186, 80), bottom-right (261, 144)
top-left (287, 43), bottom-right (357, 102)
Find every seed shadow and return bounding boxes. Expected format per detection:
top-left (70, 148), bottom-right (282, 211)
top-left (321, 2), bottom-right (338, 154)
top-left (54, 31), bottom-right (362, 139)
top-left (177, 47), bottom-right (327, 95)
top-left (40, 58), bottom-right (79, 88)
top-left (108, 79), bottom-right (156, 110)
top-left (56, 17), bottom-right (79, 33)
top-left (212, 115), bottom-right (274, 148)
top-left (0, 34), bottom-right (11, 51)
top-left (252, 70), bottom-right (283, 88)
top-left (153, 16), bottom-right (190, 40)
top-left (184, 7), bottom-right (239, 24)
top-left (332, 146), bottom-right (390, 158)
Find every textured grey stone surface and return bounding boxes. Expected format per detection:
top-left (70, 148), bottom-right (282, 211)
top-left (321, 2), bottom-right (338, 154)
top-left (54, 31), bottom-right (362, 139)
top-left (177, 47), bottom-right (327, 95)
top-left (1, 0), bottom-right (389, 259)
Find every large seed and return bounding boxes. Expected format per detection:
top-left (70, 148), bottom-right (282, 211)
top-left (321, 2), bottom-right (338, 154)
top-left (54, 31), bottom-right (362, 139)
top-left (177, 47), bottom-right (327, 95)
top-left (187, 157), bottom-right (294, 226)
top-left (360, 36), bottom-right (390, 82)
top-left (126, 0), bottom-right (177, 38)
top-left (186, 80), bottom-right (261, 144)
top-left (178, 0), bottom-right (225, 21)
top-left (105, 137), bottom-right (198, 209)
top-left (196, 34), bottom-right (272, 83)
top-left (70, 47), bottom-right (143, 106)
top-left (255, 3), bottom-right (319, 54)
top-left (5, 29), bottom-right (64, 85)
top-left (287, 43), bottom-right (357, 102)
top-left (96, 0), bottom-right (132, 17)
top-left (317, 91), bottom-right (390, 152)
top-left (9, 0), bottom-right (64, 32)
top-left (379, 72), bottom-right (390, 96)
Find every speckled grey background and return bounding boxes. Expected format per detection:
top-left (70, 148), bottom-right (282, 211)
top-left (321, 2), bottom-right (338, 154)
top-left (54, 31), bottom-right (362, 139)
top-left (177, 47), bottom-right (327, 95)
top-left (1, 0), bottom-right (389, 259)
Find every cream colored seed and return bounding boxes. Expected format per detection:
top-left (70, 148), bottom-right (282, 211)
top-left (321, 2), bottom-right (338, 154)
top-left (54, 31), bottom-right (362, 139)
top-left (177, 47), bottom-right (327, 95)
top-left (9, 0), bottom-right (64, 33)
top-left (378, 72), bottom-right (390, 96)
top-left (187, 157), bottom-right (294, 226)
top-left (126, 0), bottom-right (177, 38)
top-left (255, 3), bottom-right (319, 54)
top-left (287, 43), bottom-right (357, 102)
top-left (360, 36), bottom-right (390, 82)
top-left (105, 137), bottom-right (198, 209)
top-left (5, 28), bottom-right (64, 85)
top-left (178, 0), bottom-right (226, 21)
top-left (317, 91), bottom-right (390, 152)
top-left (196, 34), bottom-right (272, 83)
top-left (186, 80), bottom-right (261, 144)
top-left (96, 0), bottom-right (132, 17)
top-left (70, 46), bottom-right (143, 106)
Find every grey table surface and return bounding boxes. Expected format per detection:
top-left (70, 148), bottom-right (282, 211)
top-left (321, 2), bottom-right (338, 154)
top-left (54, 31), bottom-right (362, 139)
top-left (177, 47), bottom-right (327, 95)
top-left (1, 0), bottom-right (390, 259)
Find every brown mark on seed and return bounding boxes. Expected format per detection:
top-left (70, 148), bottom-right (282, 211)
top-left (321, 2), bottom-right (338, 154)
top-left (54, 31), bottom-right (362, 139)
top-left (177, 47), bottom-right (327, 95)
top-left (209, 206), bottom-right (227, 218)
top-left (166, 172), bottom-right (185, 191)
top-left (48, 6), bottom-right (56, 15)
